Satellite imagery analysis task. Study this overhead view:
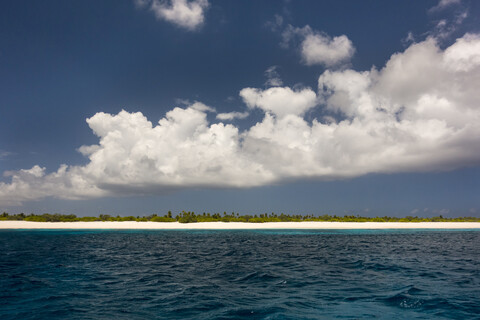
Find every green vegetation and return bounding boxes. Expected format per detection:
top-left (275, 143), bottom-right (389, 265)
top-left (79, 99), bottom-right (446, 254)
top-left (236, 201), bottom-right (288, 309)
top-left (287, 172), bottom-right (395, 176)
top-left (0, 211), bottom-right (479, 223)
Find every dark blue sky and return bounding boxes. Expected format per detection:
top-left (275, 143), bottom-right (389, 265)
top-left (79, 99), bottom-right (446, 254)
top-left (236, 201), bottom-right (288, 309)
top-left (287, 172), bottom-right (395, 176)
top-left (1, 0), bottom-right (479, 217)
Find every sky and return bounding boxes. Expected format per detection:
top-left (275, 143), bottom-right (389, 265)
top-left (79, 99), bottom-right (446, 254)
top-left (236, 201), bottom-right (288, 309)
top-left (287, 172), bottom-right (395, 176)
top-left (1, 0), bottom-right (480, 217)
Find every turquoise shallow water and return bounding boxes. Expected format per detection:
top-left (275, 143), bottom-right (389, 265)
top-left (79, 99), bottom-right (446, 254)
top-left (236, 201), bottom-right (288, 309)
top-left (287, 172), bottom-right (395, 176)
top-left (0, 229), bottom-right (479, 319)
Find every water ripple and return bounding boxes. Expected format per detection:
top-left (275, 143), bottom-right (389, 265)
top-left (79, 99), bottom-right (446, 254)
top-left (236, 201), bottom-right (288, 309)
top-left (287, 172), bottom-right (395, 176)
top-left (0, 230), bottom-right (479, 319)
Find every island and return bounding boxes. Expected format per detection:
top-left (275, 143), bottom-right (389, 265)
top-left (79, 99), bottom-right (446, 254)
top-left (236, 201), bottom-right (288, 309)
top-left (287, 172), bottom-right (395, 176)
top-left (1, 212), bottom-right (479, 229)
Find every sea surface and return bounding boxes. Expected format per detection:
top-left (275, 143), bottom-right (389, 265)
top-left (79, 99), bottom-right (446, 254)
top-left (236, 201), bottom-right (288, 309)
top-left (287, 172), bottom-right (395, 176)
top-left (0, 229), bottom-right (479, 319)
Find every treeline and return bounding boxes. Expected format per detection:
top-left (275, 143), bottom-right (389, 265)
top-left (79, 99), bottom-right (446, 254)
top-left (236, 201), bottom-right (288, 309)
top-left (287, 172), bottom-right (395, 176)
top-left (1, 211), bottom-right (479, 223)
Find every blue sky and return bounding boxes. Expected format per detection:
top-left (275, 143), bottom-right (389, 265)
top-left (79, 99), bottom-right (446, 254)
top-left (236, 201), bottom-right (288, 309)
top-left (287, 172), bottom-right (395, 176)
top-left (1, 0), bottom-right (479, 217)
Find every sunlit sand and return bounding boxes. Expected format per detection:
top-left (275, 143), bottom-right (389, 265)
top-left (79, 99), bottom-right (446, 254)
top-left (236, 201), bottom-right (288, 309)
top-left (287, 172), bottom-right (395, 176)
top-left (1, 221), bottom-right (479, 229)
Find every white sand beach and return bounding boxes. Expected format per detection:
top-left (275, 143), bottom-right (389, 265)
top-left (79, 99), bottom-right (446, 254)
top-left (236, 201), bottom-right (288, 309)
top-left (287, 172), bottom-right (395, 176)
top-left (0, 221), bottom-right (479, 229)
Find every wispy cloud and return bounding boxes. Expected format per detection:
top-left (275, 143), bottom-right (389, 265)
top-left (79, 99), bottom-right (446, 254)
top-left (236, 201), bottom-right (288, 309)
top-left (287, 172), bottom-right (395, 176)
top-left (264, 66), bottom-right (283, 87)
top-left (402, 31), bottom-right (415, 45)
top-left (175, 99), bottom-right (216, 112)
top-left (216, 111), bottom-right (249, 121)
top-left (0, 150), bottom-right (13, 160)
top-left (428, 0), bottom-right (461, 13)
top-left (430, 10), bottom-right (468, 39)
top-left (189, 101), bottom-right (216, 112)
top-left (426, 0), bottom-right (468, 40)
top-left (265, 14), bottom-right (284, 32)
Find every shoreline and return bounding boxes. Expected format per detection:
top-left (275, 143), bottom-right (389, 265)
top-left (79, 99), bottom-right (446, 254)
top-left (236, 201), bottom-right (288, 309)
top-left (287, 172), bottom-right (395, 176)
top-left (1, 221), bottom-right (480, 230)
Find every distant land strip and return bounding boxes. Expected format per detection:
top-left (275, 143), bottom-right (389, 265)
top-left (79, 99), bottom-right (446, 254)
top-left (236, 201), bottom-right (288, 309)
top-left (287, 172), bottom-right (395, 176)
top-left (1, 212), bottom-right (479, 223)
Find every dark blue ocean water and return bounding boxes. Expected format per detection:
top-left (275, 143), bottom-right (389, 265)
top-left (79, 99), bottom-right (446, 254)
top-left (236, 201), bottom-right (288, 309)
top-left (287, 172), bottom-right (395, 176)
top-left (0, 229), bottom-right (479, 319)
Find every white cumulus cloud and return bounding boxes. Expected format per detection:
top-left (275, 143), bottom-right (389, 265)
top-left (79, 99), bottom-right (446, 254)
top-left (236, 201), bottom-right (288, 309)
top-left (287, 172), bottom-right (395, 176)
top-left (1, 34), bottom-right (480, 205)
top-left (443, 33), bottom-right (480, 72)
top-left (282, 25), bottom-right (355, 67)
top-left (301, 33), bottom-right (355, 67)
top-left (139, 0), bottom-right (209, 31)
top-left (240, 86), bottom-right (317, 118)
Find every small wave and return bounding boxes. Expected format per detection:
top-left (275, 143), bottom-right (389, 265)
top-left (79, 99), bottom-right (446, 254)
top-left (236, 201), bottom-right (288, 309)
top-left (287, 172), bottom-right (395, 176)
top-left (381, 285), bottom-right (453, 311)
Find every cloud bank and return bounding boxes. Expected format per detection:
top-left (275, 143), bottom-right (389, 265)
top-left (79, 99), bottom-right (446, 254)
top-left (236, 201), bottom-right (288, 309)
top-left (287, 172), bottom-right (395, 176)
top-left (2, 34), bottom-right (480, 205)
